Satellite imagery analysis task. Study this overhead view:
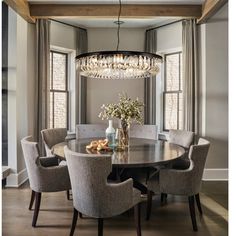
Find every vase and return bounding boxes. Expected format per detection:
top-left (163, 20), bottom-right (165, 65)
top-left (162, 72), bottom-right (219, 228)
top-left (121, 120), bottom-right (130, 148)
top-left (105, 120), bottom-right (116, 147)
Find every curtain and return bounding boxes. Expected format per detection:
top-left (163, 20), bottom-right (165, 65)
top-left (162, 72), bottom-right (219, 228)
top-left (144, 29), bottom-right (157, 124)
top-left (75, 28), bottom-right (88, 124)
top-left (34, 19), bottom-right (50, 154)
top-left (182, 19), bottom-right (199, 134)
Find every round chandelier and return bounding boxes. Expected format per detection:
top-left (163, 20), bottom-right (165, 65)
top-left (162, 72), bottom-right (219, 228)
top-left (76, 0), bottom-right (162, 79)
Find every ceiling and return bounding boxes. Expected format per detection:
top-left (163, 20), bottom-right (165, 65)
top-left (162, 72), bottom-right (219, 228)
top-left (28, 0), bottom-right (203, 28)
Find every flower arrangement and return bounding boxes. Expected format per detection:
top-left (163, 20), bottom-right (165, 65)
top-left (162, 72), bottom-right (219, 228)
top-left (98, 93), bottom-right (144, 125)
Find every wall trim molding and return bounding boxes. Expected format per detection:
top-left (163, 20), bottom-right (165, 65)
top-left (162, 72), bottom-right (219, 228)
top-left (203, 168), bottom-right (228, 181)
top-left (6, 168), bottom-right (28, 187)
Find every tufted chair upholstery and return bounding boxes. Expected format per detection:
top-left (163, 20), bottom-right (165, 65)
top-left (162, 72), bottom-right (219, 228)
top-left (146, 138), bottom-right (210, 231)
top-left (21, 136), bottom-right (71, 227)
top-left (64, 146), bottom-right (142, 236)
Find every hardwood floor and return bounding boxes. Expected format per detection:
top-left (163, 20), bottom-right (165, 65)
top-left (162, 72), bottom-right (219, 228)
top-left (2, 181), bottom-right (228, 236)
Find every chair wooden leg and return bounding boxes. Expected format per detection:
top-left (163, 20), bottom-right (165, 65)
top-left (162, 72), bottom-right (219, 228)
top-left (146, 190), bottom-right (153, 220)
top-left (29, 190), bottom-right (35, 210)
top-left (79, 212), bottom-right (83, 219)
top-left (188, 196), bottom-right (198, 231)
top-left (134, 203), bottom-right (141, 236)
top-left (98, 218), bottom-right (103, 236)
top-left (195, 193), bottom-right (203, 215)
top-left (32, 192), bottom-right (41, 227)
top-left (161, 193), bottom-right (167, 204)
top-left (66, 190), bottom-right (70, 200)
top-left (70, 208), bottom-right (78, 236)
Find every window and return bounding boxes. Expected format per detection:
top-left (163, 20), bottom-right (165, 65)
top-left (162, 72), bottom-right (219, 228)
top-left (163, 52), bottom-right (183, 131)
top-left (49, 51), bottom-right (68, 129)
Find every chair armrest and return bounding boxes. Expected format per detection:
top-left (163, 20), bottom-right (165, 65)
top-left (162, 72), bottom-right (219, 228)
top-left (38, 165), bottom-right (71, 192)
top-left (159, 162), bottom-right (195, 195)
top-left (39, 156), bottom-right (59, 167)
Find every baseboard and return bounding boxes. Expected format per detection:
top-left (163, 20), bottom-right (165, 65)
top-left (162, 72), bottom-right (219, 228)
top-left (6, 168), bottom-right (28, 187)
top-left (203, 168), bottom-right (228, 181)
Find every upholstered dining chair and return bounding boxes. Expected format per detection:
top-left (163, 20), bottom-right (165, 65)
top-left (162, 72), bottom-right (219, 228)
top-left (21, 136), bottom-right (71, 227)
top-left (75, 124), bottom-right (107, 139)
top-left (41, 128), bottom-right (67, 157)
top-left (120, 125), bottom-right (158, 193)
top-left (130, 124), bottom-right (158, 140)
top-left (64, 146), bottom-right (142, 236)
top-left (146, 138), bottom-right (210, 231)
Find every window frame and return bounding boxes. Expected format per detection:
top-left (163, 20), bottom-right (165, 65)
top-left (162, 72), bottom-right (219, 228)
top-left (50, 50), bottom-right (69, 129)
top-left (162, 51), bottom-right (183, 131)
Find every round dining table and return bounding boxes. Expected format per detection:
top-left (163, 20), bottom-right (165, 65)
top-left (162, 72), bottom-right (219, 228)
top-left (52, 137), bottom-right (185, 168)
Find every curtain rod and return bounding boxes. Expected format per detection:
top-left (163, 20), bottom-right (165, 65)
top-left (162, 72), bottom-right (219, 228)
top-left (146, 19), bottom-right (184, 32)
top-left (50, 19), bottom-right (86, 31)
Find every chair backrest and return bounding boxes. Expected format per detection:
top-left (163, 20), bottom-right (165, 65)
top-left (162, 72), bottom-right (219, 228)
top-left (76, 124), bottom-right (107, 139)
top-left (64, 146), bottom-right (112, 217)
top-left (169, 129), bottom-right (194, 149)
top-left (41, 128), bottom-right (67, 156)
top-left (130, 124), bottom-right (158, 140)
top-left (21, 136), bottom-right (41, 191)
top-left (189, 138), bottom-right (210, 193)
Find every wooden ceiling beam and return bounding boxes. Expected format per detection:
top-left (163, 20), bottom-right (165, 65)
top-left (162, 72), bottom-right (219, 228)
top-left (4, 0), bottom-right (35, 23)
top-left (197, 0), bottom-right (228, 24)
top-left (29, 4), bottom-right (202, 18)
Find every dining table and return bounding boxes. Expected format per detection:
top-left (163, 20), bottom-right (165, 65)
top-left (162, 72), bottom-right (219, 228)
top-left (52, 137), bottom-right (185, 168)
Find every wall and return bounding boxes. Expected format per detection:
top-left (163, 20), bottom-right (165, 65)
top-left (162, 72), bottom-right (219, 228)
top-left (6, 9), bottom-right (36, 187)
top-left (199, 3), bottom-right (228, 174)
top-left (87, 28), bottom-right (146, 124)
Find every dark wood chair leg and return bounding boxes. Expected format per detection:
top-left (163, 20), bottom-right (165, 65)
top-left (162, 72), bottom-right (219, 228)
top-left (188, 195), bottom-right (198, 231)
top-left (98, 218), bottom-right (103, 236)
top-left (79, 212), bottom-right (83, 219)
top-left (66, 190), bottom-right (70, 200)
top-left (195, 193), bottom-right (203, 215)
top-left (161, 193), bottom-right (167, 204)
top-left (29, 190), bottom-right (35, 210)
top-left (32, 192), bottom-right (41, 227)
top-left (70, 208), bottom-right (78, 236)
top-left (134, 203), bottom-right (141, 236)
top-left (146, 190), bottom-right (153, 220)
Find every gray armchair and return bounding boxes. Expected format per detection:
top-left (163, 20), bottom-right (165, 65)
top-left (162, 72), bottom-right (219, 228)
top-left (146, 138), bottom-right (210, 231)
top-left (120, 125), bottom-right (158, 194)
top-left (64, 146), bottom-right (142, 236)
top-left (41, 128), bottom-right (67, 157)
top-left (76, 124), bottom-right (107, 139)
top-left (130, 124), bottom-right (158, 140)
top-left (21, 136), bottom-right (71, 227)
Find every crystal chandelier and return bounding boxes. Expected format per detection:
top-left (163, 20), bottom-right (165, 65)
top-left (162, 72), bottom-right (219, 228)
top-left (76, 0), bottom-right (162, 79)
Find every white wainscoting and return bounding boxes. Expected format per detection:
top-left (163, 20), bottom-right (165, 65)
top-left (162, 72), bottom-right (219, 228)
top-left (203, 168), bottom-right (228, 181)
top-left (6, 168), bottom-right (28, 187)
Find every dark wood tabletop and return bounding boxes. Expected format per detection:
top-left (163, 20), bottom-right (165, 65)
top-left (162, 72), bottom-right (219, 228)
top-left (52, 138), bottom-right (185, 168)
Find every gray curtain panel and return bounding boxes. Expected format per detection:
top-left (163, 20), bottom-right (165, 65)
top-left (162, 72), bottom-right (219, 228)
top-left (144, 29), bottom-right (157, 124)
top-left (182, 19), bottom-right (199, 134)
top-left (34, 19), bottom-right (50, 154)
top-left (75, 28), bottom-right (88, 124)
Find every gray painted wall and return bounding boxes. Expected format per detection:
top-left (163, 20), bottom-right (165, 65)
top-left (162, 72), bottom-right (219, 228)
top-left (87, 28), bottom-right (146, 124)
top-left (199, 4), bottom-right (228, 169)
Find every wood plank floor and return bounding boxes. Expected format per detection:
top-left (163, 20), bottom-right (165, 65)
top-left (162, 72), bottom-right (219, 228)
top-left (2, 181), bottom-right (228, 236)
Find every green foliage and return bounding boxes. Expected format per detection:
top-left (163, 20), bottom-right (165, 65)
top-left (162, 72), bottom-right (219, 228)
top-left (98, 93), bottom-right (144, 125)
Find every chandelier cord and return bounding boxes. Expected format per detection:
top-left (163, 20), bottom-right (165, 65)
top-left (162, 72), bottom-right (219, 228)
top-left (116, 0), bottom-right (122, 51)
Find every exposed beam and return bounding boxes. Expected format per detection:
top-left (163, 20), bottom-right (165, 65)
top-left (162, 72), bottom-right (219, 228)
top-left (4, 0), bottom-right (35, 23)
top-left (29, 4), bottom-right (202, 18)
top-left (197, 0), bottom-right (228, 24)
